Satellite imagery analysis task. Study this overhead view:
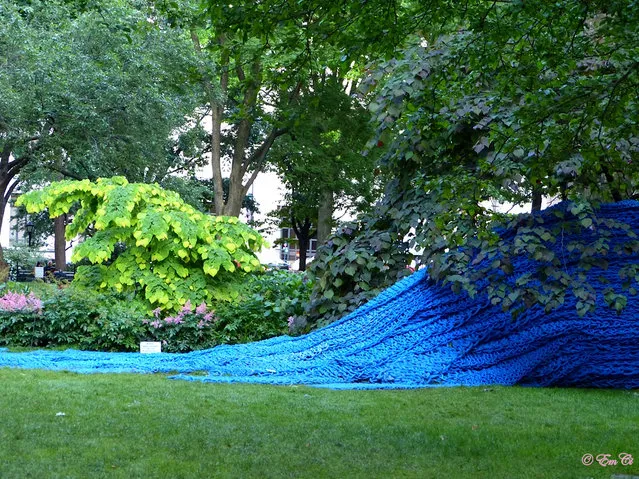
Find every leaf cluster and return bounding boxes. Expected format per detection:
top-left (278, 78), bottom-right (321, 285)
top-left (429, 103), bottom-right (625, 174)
top-left (305, 213), bottom-right (413, 328)
top-left (358, 0), bottom-right (639, 315)
top-left (16, 177), bottom-right (265, 312)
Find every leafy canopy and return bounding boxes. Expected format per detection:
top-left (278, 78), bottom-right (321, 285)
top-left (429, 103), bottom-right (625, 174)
top-left (1, 0), bottom-right (202, 182)
top-left (302, 0), bottom-right (639, 323)
top-left (364, 0), bottom-right (639, 316)
top-left (17, 177), bottom-right (265, 312)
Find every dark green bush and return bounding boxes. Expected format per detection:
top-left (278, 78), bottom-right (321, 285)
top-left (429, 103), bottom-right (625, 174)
top-left (0, 269), bottom-right (313, 353)
top-left (305, 217), bottom-right (413, 329)
top-left (42, 287), bottom-right (147, 351)
top-left (0, 309), bottom-right (48, 347)
top-left (0, 286), bottom-right (147, 351)
top-left (141, 270), bottom-right (312, 351)
top-left (80, 300), bottom-right (148, 352)
top-left (214, 269), bottom-right (312, 342)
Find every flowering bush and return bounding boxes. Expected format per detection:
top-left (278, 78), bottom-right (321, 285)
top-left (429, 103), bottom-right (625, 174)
top-left (145, 300), bottom-right (220, 353)
top-left (0, 291), bottom-right (42, 312)
top-left (0, 291), bottom-right (45, 346)
top-left (0, 285), bottom-right (146, 350)
top-left (0, 269), bottom-right (312, 352)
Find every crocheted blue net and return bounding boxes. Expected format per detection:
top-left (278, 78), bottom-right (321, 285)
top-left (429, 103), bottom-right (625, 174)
top-left (1, 201), bottom-right (638, 389)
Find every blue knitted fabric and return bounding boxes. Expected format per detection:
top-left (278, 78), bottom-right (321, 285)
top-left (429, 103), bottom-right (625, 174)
top-left (1, 201), bottom-right (638, 389)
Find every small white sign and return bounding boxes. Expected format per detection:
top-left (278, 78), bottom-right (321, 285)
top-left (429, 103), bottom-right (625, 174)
top-left (140, 341), bottom-right (162, 354)
top-left (34, 267), bottom-right (45, 279)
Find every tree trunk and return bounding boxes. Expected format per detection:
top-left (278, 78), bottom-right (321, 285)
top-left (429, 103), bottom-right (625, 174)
top-left (223, 177), bottom-right (248, 217)
top-left (317, 189), bottom-right (334, 246)
top-left (191, 29), bottom-right (227, 215)
top-left (292, 215), bottom-right (312, 272)
top-left (54, 214), bottom-right (66, 272)
top-left (0, 144), bottom-right (26, 282)
top-left (531, 189), bottom-right (542, 212)
top-left (192, 29), bottom-right (292, 217)
top-left (602, 165), bottom-right (622, 202)
top-left (209, 46), bottom-right (228, 215)
top-left (0, 205), bottom-right (8, 282)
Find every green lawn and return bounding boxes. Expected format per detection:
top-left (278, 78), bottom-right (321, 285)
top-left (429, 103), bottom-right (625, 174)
top-left (0, 369), bottom-right (637, 478)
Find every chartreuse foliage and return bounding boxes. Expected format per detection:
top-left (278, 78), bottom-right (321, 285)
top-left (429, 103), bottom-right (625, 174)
top-left (17, 177), bottom-right (265, 312)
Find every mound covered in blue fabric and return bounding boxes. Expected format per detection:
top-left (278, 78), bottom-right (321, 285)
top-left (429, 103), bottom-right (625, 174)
top-left (1, 201), bottom-right (638, 389)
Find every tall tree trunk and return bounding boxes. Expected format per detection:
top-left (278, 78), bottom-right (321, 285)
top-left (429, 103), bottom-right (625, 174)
top-left (317, 189), bottom-right (334, 246)
top-left (0, 144), bottom-right (26, 282)
top-left (191, 29), bottom-right (228, 215)
top-left (53, 156), bottom-right (66, 271)
top-left (54, 214), bottom-right (66, 272)
top-left (192, 30), bottom-right (292, 217)
top-left (209, 46), bottom-right (229, 215)
top-left (292, 215), bottom-right (312, 271)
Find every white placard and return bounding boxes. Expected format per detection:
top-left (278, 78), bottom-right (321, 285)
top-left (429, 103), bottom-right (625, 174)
top-left (34, 267), bottom-right (45, 279)
top-left (140, 341), bottom-right (162, 354)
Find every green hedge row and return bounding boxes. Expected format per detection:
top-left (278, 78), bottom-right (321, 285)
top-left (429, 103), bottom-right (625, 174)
top-left (0, 270), bottom-right (311, 353)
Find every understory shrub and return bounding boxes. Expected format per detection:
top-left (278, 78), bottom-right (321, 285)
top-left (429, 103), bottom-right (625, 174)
top-left (148, 269), bottom-right (313, 351)
top-left (145, 301), bottom-right (219, 353)
top-left (305, 217), bottom-right (412, 329)
top-left (0, 270), bottom-right (313, 352)
top-left (0, 285), bottom-right (147, 351)
top-left (214, 269), bottom-right (313, 341)
top-left (0, 290), bottom-right (45, 346)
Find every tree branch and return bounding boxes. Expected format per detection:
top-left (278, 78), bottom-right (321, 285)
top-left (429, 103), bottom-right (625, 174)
top-left (46, 164), bottom-right (85, 181)
top-left (3, 178), bottom-right (20, 207)
top-left (241, 127), bottom-right (289, 192)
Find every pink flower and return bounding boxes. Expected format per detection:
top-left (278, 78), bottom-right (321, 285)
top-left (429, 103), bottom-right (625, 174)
top-left (181, 300), bottom-right (192, 313)
top-left (0, 292), bottom-right (42, 313)
top-left (152, 307), bottom-right (162, 318)
top-left (203, 312), bottom-right (214, 322)
top-left (164, 316), bottom-right (183, 325)
top-left (197, 320), bottom-right (205, 329)
top-left (287, 316), bottom-right (295, 327)
top-left (150, 320), bottom-right (162, 329)
top-left (196, 302), bottom-right (207, 315)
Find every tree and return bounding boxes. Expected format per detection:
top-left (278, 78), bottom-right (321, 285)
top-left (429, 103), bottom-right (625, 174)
top-left (269, 79), bottom-right (380, 270)
top-left (1, 0), bottom-right (203, 275)
top-left (161, 0), bottom-right (415, 218)
top-left (153, 0), bottom-right (293, 217)
top-left (17, 177), bottom-right (265, 312)
top-left (250, 0), bottom-right (639, 323)
top-left (334, 0), bottom-right (639, 318)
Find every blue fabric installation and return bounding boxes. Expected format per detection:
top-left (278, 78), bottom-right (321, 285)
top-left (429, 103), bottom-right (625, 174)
top-left (1, 201), bottom-right (638, 389)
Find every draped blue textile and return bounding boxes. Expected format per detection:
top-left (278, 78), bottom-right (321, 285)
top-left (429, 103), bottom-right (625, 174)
top-left (1, 201), bottom-right (638, 389)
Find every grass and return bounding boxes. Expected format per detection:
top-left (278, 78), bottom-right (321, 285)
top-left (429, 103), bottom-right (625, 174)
top-left (0, 369), bottom-right (637, 478)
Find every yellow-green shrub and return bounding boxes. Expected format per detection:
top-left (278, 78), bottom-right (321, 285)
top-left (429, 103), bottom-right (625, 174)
top-left (17, 177), bottom-right (265, 313)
